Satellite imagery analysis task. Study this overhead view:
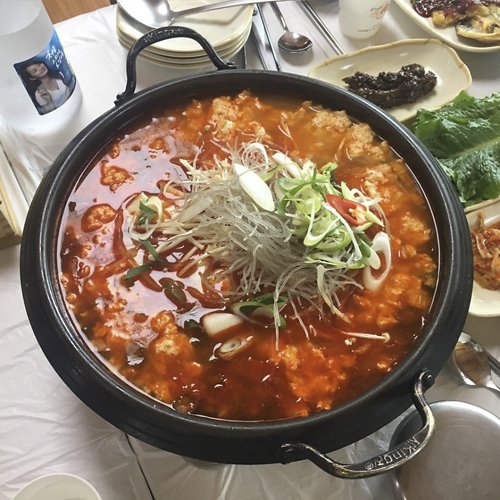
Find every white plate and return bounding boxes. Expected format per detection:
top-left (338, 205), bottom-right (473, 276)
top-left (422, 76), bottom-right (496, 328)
top-left (309, 39), bottom-right (472, 122)
top-left (465, 195), bottom-right (500, 214)
top-left (467, 200), bottom-right (500, 317)
top-left (116, 1), bottom-right (252, 55)
top-left (118, 29), bottom-right (248, 69)
top-left (118, 22), bottom-right (251, 63)
top-left (393, 0), bottom-right (500, 53)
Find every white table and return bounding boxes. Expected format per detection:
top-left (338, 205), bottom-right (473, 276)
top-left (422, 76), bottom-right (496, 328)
top-left (1, 2), bottom-right (499, 499)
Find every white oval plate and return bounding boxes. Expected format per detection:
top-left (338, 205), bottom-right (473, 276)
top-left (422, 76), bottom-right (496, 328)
top-left (309, 39), bottom-right (472, 122)
top-left (393, 0), bottom-right (500, 53)
top-left (465, 195), bottom-right (500, 214)
top-left (467, 200), bottom-right (500, 317)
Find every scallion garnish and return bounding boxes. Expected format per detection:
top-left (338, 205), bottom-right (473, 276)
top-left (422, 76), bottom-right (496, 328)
top-left (140, 238), bottom-right (165, 263)
top-left (123, 141), bottom-right (391, 343)
top-left (137, 201), bottom-right (158, 225)
top-left (231, 293), bottom-right (288, 328)
top-left (124, 263), bottom-right (152, 281)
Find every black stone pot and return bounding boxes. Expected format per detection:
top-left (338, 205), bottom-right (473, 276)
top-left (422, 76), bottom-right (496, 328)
top-left (20, 27), bottom-right (472, 478)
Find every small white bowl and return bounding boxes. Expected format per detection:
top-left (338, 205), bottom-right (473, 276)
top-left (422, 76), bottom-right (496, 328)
top-left (309, 38), bottom-right (472, 122)
top-left (13, 473), bottom-right (102, 500)
top-left (467, 200), bottom-right (500, 317)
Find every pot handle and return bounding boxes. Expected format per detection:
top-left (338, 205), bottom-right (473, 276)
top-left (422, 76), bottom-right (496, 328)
top-left (279, 370), bottom-right (435, 479)
top-left (115, 26), bottom-right (237, 106)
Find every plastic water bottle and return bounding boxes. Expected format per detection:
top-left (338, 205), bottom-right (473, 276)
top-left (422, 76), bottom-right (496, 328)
top-left (339, 0), bottom-right (392, 39)
top-left (0, 0), bottom-right (81, 133)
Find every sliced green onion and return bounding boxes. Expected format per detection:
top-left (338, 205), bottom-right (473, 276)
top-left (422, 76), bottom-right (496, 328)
top-left (357, 238), bottom-right (373, 259)
top-left (251, 292), bottom-right (288, 308)
top-left (124, 264), bottom-right (152, 281)
top-left (139, 238), bottom-right (165, 263)
top-left (321, 162), bottom-right (337, 175)
top-left (231, 293), bottom-right (288, 328)
top-left (304, 213), bottom-right (337, 247)
top-left (138, 201), bottom-right (158, 225)
top-left (316, 228), bottom-right (351, 251)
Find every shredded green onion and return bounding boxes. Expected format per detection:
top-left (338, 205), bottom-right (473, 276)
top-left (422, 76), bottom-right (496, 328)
top-left (124, 141), bottom-right (389, 341)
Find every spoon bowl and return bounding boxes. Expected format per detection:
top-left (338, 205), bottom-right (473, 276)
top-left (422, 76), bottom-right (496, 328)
top-left (448, 332), bottom-right (500, 394)
top-left (278, 30), bottom-right (313, 53)
top-left (117, 0), bottom-right (294, 31)
top-left (270, 2), bottom-right (313, 52)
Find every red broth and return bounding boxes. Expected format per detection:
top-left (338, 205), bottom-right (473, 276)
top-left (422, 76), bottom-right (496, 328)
top-left (58, 91), bottom-right (437, 420)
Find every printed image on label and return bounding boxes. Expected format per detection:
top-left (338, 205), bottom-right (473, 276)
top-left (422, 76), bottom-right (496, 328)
top-left (13, 30), bottom-right (77, 116)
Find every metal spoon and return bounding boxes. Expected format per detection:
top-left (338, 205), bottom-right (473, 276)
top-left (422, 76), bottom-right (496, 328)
top-left (117, 0), bottom-right (299, 31)
top-left (459, 332), bottom-right (500, 376)
top-left (270, 2), bottom-right (312, 52)
top-left (449, 332), bottom-right (500, 394)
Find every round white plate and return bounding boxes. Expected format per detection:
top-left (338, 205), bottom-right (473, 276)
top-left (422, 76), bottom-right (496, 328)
top-left (467, 200), bottom-right (500, 317)
top-left (118, 28), bottom-right (248, 69)
top-left (393, 0), bottom-right (500, 53)
top-left (116, 1), bottom-right (252, 55)
top-left (309, 38), bottom-right (472, 122)
top-left (119, 23), bottom-right (250, 59)
top-left (118, 22), bottom-right (251, 64)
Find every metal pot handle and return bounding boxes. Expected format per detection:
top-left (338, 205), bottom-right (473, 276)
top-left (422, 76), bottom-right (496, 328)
top-left (279, 370), bottom-right (435, 479)
top-left (115, 26), bottom-right (237, 105)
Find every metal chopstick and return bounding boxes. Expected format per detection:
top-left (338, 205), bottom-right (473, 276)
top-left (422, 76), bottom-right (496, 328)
top-left (486, 350), bottom-right (500, 378)
top-left (299, 1), bottom-right (344, 55)
top-left (251, 22), bottom-right (270, 70)
top-left (256, 4), bottom-right (281, 71)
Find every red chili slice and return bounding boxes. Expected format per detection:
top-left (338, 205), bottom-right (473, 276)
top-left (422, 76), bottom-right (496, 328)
top-left (326, 194), bottom-right (365, 226)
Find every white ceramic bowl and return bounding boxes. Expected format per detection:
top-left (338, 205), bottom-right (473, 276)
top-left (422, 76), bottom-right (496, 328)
top-left (467, 199), bottom-right (500, 317)
top-left (13, 473), bottom-right (101, 500)
top-left (309, 38), bottom-right (472, 122)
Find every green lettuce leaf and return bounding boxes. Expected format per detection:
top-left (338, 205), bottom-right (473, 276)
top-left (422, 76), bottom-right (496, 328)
top-left (411, 91), bottom-right (500, 206)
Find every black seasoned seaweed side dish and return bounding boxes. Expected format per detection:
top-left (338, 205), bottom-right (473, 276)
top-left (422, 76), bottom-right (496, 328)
top-left (343, 64), bottom-right (437, 109)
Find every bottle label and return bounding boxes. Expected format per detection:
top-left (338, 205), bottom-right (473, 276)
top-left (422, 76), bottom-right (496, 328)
top-left (371, 3), bottom-right (390, 20)
top-left (13, 29), bottom-right (77, 116)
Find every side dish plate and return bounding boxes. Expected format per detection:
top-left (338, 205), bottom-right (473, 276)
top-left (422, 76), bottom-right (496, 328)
top-left (116, 1), bottom-right (253, 54)
top-left (393, 0), bottom-right (500, 53)
top-left (467, 200), bottom-right (500, 317)
top-left (309, 39), bottom-right (472, 122)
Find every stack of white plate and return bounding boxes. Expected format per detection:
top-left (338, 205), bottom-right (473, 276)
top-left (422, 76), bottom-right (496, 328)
top-left (116, 1), bottom-right (253, 69)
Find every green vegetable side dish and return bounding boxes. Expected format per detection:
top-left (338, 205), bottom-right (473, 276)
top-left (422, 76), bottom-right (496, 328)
top-left (411, 91), bottom-right (500, 207)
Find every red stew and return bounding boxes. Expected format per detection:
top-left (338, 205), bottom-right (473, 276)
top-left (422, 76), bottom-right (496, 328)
top-left (58, 91), bottom-right (437, 421)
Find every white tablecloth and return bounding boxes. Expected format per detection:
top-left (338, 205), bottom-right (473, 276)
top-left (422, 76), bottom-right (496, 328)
top-left (1, 2), bottom-right (499, 499)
